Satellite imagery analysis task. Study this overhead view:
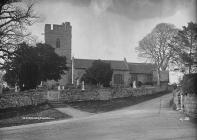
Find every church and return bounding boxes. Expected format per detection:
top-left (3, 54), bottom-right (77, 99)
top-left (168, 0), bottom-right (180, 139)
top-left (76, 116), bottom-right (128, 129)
top-left (44, 22), bottom-right (168, 87)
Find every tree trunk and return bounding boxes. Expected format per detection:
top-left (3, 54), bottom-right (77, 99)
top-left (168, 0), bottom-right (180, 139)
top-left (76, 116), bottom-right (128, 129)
top-left (157, 69), bottom-right (161, 86)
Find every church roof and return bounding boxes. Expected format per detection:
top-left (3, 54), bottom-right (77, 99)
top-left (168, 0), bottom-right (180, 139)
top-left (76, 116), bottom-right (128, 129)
top-left (74, 58), bottom-right (155, 73)
top-left (73, 58), bottom-right (129, 71)
top-left (128, 63), bottom-right (155, 74)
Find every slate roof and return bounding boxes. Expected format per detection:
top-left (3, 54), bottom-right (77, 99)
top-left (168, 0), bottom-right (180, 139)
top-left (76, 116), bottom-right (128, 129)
top-left (73, 59), bottom-right (129, 71)
top-left (128, 63), bottom-right (155, 74)
top-left (74, 58), bottom-right (155, 74)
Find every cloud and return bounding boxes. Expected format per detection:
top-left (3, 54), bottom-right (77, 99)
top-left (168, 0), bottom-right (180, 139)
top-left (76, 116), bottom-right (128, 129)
top-left (107, 0), bottom-right (195, 20)
top-left (90, 0), bottom-right (113, 15)
top-left (40, 0), bottom-right (196, 20)
top-left (30, 0), bottom-right (196, 62)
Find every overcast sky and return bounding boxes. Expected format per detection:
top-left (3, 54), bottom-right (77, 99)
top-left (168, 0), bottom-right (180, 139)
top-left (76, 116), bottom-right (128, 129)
top-left (29, 0), bottom-right (196, 62)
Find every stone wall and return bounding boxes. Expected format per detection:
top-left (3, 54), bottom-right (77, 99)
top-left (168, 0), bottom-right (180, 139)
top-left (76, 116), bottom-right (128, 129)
top-left (183, 94), bottom-right (197, 118)
top-left (0, 86), bottom-right (168, 109)
top-left (0, 90), bottom-right (47, 109)
top-left (173, 89), bottom-right (197, 118)
top-left (59, 86), bottom-right (167, 102)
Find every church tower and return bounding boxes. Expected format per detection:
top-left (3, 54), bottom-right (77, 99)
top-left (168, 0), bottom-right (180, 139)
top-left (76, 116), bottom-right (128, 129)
top-left (44, 22), bottom-right (72, 85)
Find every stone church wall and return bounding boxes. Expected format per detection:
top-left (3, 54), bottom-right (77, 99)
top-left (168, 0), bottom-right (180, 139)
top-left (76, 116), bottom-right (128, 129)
top-left (111, 70), bottom-right (130, 87)
top-left (137, 74), bottom-right (151, 84)
top-left (73, 69), bottom-right (86, 83)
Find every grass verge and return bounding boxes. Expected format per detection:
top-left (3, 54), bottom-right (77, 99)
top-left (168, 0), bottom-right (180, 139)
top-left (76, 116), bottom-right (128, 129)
top-left (67, 91), bottom-right (171, 113)
top-left (0, 103), bottom-right (72, 128)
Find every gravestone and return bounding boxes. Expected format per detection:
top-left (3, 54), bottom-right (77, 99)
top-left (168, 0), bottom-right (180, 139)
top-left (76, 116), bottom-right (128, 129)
top-left (133, 81), bottom-right (136, 88)
top-left (82, 81), bottom-right (85, 91)
top-left (58, 85), bottom-right (61, 91)
top-left (15, 85), bottom-right (18, 92)
top-left (76, 79), bottom-right (80, 88)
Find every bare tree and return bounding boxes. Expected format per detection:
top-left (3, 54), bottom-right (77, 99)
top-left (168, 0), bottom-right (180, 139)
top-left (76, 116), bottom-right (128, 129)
top-left (136, 23), bottom-right (177, 86)
top-left (0, 0), bottom-right (37, 68)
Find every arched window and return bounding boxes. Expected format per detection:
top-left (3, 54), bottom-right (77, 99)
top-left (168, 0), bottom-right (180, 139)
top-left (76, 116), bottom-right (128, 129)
top-left (56, 38), bottom-right (60, 48)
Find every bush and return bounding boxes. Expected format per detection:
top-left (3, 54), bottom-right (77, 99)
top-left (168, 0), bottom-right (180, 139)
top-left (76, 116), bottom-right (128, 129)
top-left (182, 73), bottom-right (197, 95)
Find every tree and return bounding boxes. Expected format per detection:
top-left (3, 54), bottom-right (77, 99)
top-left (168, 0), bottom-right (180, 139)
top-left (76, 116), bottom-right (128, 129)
top-left (34, 43), bottom-right (67, 82)
top-left (170, 22), bottom-right (197, 73)
top-left (3, 42), bottom-right (37, 88)
top-left (136, 23), bottom-right (177, 86)
top-left (82, 60), bottom-right (113, 87)
top-left (3, 43), bottom-right (67, 90)
top-left (0, 0), bottom-right (37, 68)
top-left (18, 62), bottom-right (39, 90)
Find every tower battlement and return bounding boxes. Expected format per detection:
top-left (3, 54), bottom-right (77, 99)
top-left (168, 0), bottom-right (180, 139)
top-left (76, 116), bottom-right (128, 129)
top-left (45, 22), bottom-right (71, 33)
top-left (44, 22), bottom-right (72, 62)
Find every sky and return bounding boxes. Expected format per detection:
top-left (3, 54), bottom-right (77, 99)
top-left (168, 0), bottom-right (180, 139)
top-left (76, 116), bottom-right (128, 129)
top-left (29, 0), bottom-right (196, 63)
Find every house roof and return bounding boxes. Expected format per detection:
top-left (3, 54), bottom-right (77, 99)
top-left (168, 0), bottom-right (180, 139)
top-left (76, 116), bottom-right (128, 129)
top-left (128, 63), bottom-right (155, 74)
top-left (73, 58), bottom-right (129, 70)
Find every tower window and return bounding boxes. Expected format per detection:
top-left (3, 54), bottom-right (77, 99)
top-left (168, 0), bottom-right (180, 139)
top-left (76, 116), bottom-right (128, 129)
top-left (56, 38), bottom-right (60, 48)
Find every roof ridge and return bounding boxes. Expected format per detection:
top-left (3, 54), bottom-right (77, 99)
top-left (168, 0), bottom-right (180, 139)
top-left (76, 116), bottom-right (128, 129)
top-left (74, 58), bottom-right (129, 70)
top-left (74, 58), bottom-right (125, 62)
top-left (128, 62), bottom-right (154, 65)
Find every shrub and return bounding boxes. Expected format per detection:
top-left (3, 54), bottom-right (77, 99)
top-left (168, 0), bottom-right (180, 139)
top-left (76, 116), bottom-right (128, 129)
top-left (182, 73), bottom-right (197, 95)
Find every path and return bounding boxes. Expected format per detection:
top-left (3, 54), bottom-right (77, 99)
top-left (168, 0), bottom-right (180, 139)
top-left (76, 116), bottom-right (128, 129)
top-left (0, 93), bottom-right (196, 140)
top-left (55, 107), bottom-right (94, 118)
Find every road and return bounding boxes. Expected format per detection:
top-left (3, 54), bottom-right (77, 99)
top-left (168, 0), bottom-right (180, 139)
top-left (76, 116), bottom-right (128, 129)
top-left (0, 93), bottom-right (196, 140)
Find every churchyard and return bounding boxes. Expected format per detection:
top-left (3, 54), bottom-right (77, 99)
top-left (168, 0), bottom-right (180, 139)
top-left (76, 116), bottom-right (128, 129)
top-left (0, 82), bottom-right (172, 127)
top-left (0, 3), bottom-right (196, 138)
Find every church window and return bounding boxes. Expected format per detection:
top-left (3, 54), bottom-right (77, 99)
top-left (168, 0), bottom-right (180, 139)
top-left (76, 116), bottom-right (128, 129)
top-left (114, 74), bottom-right (124, 85)
top-left (56, 38), bottom-right (60, 48)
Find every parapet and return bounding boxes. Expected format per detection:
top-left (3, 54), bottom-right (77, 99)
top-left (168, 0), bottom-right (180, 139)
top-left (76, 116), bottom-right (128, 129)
top-left (45, 22), bottom-right (71, 33)
top-left (45, 24), bottom-right (52, 32)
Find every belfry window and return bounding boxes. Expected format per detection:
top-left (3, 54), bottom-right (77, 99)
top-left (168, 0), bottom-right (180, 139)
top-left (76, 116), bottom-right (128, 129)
top-left (56, 38), bottom-right (60, 48)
